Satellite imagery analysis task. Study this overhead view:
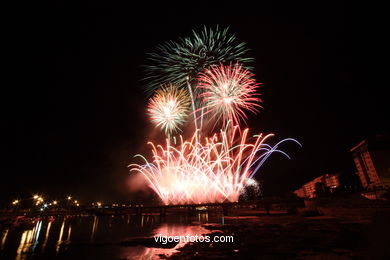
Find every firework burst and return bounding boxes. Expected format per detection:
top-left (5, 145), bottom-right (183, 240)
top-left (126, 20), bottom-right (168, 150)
top-left (144, 25), bottom-right (253, 94)
top-left (129, 127), bottom-right (299, 205)
top-left (130, 25), bottom-right (300, 206)
top-left (197, 63), bottom-right (262, 130)
top-left (147, 84), bottom-right (191, 135)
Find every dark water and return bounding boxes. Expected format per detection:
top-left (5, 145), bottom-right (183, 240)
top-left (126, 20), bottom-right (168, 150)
top-left (0, 213), bottom-right (219, 260)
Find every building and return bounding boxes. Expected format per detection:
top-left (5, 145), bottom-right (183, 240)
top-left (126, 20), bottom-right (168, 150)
top-left (351, 135), bottom-right (390, 189)
top-left (294, 173), bottom-right (340, 198)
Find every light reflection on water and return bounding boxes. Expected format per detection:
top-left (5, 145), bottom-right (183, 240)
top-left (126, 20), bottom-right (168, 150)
top-left (118, 224), bottom-right (210, 259)
top-left (1, 229), bottom-right (9, 250)
top-left (90, 215), bottom-right (98, 241)
top-left (0, 213), bottom-right (216, 260)
top-left (41, 221), bottom-right (51, 250)
top-left (14, 220), bottom-right (42, 260)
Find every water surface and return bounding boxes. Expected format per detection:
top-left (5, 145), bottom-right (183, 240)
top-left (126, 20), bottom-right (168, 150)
top-left (0, 213), bottom-right (219, 260)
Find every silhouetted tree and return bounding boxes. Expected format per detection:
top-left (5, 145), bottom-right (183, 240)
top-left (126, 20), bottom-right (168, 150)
top-left (314, 182), bottom-right (330, 197)
top-left (383, 189), bottom-right (390, 201)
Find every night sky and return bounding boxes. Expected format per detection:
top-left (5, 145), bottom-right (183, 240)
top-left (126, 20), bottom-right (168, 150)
top-left (2, 2), bottom-right (388, 204)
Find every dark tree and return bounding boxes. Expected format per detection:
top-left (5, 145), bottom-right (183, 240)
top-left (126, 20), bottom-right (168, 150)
top-left (314, 182), bottom-right (330, 197)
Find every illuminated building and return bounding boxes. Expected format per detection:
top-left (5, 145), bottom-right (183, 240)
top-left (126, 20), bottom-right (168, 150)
top-left (294, 173), bottom-right (340, 198)
top-left (351, 135), bottom-right (390, 189)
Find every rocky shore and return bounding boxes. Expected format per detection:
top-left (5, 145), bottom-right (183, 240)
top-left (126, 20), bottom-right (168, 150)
top-left (168, 210), bottom-right (390, 259)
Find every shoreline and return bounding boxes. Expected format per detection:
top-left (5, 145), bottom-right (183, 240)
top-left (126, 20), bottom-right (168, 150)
top-left (168, 211), bottom-right (390, 259)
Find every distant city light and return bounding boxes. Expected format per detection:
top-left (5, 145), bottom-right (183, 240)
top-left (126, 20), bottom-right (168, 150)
top-left (11, 195), bottom-right (132, 210)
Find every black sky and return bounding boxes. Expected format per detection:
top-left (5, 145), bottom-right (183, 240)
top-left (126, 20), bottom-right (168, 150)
top-left (2, 2), bottom-right (388, 204)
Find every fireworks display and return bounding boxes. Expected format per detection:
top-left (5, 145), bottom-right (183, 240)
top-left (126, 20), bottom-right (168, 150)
top-left (147, 84), bottom-right (191, 135)
top-left (129, 127), bottom-right (299, 205)
top-left (130, 25), bottom-right (299, 205)
top-left (144, 26), bottom-right (253, 94)
top-left (197, 63), bottom-right (262, 130)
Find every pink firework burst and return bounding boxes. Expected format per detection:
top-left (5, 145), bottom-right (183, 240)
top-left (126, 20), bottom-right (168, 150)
top-left (129, 126), bottom-right (300, 205)
top-left (197, 63), bottom-right (262, 130)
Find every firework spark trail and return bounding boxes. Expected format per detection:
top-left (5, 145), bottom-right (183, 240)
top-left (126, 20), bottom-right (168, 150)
top-left (186, 77), bottom-right (198, 134)
top-left (147, 83), bottom-right (190, 136)
top-left (196, 63), bottom-right (262, 131)
top-left (135, 26), bottom-right (300, 206)
top-left (129, 127), bottom-right (299, 205)
top-left (144, 26), bottom-right (253, 94)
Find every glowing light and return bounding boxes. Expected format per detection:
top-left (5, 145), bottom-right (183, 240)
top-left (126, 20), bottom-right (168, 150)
top-left (12, 200), bottom-right (19, 205)
top-left (1, 229), bottom-right (9, 251)
top-left (241, 178), bottom-right (261, 200)
top-left (147, 83), bottom-right (191, 135)
top-left (90, 216), bottom-right (98, 241)
top-left (67, 196), bottom-right (72, 200)
top-left (42, 221), bottom-right (52, 249)
top-left (130, 127), bottom-right (299, 205)
top-left (131, 26), bottom-right (300, 206)
top-left (53, 201), bottom-right (57, 205)
top-left (56, 219), bottom-right (65, 253)
top-left (144, 26), bottom-right (253, 93)
top-left (197, 63), bottom-right (262, 130)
